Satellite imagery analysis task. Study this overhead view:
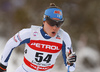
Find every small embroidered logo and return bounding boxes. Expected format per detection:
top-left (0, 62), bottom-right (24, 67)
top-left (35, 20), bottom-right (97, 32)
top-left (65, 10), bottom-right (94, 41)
top-left (33, 32), bottom-right (38, 36)
top-left (56, 35), bottom-right (61, 39)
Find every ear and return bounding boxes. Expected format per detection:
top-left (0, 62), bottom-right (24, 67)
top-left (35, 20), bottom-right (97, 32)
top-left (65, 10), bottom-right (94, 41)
top-left (42, 21), bottom-right (45, 27)
top-left (43, 21), bottom-right (45, 24)
top-left (43, 21), bottom-right (47, 26)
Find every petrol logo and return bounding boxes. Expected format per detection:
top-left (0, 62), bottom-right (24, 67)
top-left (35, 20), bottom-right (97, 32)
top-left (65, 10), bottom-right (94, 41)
top-left (27, 40), bottom-right (62, 53)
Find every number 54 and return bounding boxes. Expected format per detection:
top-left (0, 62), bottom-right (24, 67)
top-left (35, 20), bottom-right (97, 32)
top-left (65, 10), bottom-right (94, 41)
top-left (35, 52), bottom-right (52, 63)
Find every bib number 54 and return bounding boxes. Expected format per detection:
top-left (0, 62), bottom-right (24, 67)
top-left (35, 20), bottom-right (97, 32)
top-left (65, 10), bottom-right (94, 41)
top-left (35, 52), bottom-right (52, 63)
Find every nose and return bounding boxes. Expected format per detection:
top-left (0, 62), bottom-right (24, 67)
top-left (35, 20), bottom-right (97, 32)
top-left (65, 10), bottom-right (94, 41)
top-left (52, 25), bottom-right (57, 30)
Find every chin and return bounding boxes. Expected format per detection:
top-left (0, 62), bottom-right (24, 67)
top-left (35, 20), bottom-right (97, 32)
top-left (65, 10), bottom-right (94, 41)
top-left (50, 34), bottom-right (56, 37)
top-left (50, 36), bottom-right (55, 37)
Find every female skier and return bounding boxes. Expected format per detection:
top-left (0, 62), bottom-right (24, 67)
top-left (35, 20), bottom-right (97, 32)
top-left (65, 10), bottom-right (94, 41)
top-left (0, 3), bottom-right (77, 72)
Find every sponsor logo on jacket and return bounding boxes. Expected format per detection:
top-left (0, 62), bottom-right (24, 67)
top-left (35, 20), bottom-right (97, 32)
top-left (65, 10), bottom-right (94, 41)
top-left (27, 40), bottom-right (62, 53)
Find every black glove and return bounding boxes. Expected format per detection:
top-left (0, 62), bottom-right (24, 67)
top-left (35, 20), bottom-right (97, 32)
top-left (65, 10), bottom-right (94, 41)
top-left (67, 52), bottom-right (77, 66)
top-left (0, 63), bottom-right (7, 72)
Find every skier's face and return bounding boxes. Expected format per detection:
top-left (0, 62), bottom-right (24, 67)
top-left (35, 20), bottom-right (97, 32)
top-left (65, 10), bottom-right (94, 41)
top-left (43, 18), bottom-right (61, 37)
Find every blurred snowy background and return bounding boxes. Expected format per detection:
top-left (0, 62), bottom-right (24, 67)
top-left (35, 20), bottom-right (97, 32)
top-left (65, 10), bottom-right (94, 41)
top-left (0, 0), bottom-right (100, 72)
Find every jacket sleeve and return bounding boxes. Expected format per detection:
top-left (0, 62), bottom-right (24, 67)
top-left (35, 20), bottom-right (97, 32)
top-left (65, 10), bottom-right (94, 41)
top-left (62, 30), bottom-right (76, 71)
top-left (0, 28), bottom-right (31, 66)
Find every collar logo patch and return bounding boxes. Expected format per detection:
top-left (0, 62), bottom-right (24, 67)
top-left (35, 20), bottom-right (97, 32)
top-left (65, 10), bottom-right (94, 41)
top-left (56, 35), bottom-right (61, 39)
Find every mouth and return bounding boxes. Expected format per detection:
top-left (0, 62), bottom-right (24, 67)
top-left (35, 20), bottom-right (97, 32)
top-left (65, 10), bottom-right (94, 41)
top-left (52, 32), bottom-right (56, 34)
